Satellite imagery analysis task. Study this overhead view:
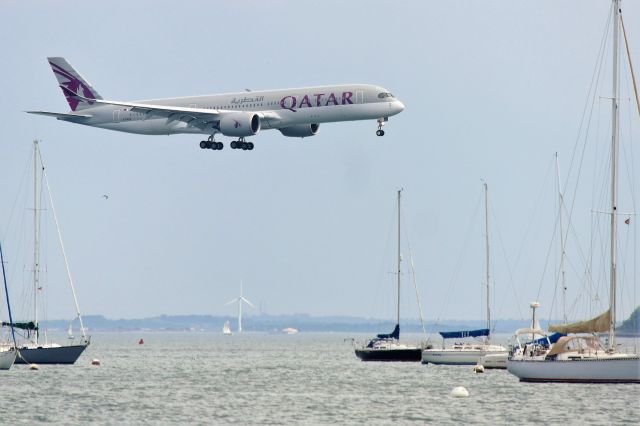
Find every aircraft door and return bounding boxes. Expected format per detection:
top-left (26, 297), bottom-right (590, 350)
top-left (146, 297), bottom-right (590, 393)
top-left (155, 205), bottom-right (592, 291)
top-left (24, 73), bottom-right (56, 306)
top-left (113, 110), bottom-right (121, 122)
top-left (356, 91), bottom-right (364, 104)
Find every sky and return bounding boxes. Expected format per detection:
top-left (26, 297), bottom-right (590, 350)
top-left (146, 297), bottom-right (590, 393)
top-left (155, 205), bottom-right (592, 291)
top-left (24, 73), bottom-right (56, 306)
top-left (0, 1), bottom-right (638, 324)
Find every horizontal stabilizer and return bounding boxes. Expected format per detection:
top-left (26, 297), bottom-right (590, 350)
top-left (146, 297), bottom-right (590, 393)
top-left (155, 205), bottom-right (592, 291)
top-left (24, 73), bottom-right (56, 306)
top-left (26, 111), bottom-right (92, 119)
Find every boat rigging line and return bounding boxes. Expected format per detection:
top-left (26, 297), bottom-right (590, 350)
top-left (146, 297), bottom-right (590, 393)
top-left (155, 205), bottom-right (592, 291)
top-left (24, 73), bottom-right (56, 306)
top-left (36, 144), bottom-right (87, 340)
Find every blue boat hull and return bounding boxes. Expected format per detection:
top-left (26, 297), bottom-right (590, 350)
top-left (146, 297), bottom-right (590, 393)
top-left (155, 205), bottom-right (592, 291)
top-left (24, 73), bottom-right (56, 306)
top-left (15, 344), bottom-right (88, 365)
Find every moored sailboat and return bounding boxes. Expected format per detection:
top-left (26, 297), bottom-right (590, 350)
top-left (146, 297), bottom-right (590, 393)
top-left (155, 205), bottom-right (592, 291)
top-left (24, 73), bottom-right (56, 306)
top-left (0, 242), bottom-right (17, 370)
top-left (222, 321), bottom-right (232, 335)
top-left (5, 140), bottom-right (89, 364)
top-left (422, 183), bottom-right (507, 365)
top-left (355, 190), bottom-right (422, 362)
top-left (507, 1), bottom-right (640, 383)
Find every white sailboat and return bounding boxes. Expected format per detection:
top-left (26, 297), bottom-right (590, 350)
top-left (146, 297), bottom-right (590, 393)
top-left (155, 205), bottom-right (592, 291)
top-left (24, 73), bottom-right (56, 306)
top-left (422, 183), bottom-right (507, 365)
top-left (225, 281), bottom-right (254, 333)
top-left (507, 0), bottom-right (640, 383)
top-left (222, 321), bottom-right (232, 335)
top-left (6, 140), bottom-right (90, 364)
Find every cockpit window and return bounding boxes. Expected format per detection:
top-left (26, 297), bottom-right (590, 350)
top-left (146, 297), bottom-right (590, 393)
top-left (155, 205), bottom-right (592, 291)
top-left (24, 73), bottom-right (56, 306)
top-left (378, 92), bottom-right (394, 99)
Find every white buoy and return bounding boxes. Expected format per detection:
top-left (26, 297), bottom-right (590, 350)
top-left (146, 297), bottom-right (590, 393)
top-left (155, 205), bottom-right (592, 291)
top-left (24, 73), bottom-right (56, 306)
top-left (91, 359), bottom-right (101, 366)
top-left (29, 363), bottom-right (39, 371)
top-left (473, 364), bottom-right (485, 373)
top-left (451, 386), bottom-right (469, 397)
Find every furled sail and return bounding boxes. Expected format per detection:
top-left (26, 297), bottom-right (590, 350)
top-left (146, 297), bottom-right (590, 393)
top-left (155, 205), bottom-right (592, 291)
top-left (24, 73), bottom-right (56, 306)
top-left (548, 309), bottom-right (610, 334)
top-left (439, 328), bottom-right (489, 339)
top-left (2, 321), bottom-right (38, 331)
top-left (376, 324), bottom-right (400, 340)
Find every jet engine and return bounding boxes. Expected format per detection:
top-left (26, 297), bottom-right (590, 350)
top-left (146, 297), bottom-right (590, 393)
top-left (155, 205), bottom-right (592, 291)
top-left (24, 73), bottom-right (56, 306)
top-left (219, 113), bottom-right (261, 137)
top-left (278, 123), bottom-right (320, 138)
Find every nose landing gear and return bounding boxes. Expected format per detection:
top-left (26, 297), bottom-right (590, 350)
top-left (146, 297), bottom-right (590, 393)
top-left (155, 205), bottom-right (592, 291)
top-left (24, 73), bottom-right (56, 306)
top-left (376, 118), bottom-right (386, 136)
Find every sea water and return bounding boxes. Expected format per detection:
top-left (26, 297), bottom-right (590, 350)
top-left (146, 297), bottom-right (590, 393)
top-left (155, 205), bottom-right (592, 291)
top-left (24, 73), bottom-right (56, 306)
top-left (1, 332), bottom-right (639, 425)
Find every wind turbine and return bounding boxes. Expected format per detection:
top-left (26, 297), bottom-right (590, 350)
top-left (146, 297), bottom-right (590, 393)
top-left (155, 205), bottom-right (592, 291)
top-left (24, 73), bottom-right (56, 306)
top-left (225, 281), bottom-right (254, 333)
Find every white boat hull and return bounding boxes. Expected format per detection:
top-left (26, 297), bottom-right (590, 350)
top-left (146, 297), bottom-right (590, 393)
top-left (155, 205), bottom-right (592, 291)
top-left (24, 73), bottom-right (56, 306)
top-left (0, 348), bottom-right (17, 370)
top-left (422, 346), bottom-right (507, 365)
top-left (507, 356), bottom-right (640, 383)
top-left (479, 352), bottom-right (508, 369)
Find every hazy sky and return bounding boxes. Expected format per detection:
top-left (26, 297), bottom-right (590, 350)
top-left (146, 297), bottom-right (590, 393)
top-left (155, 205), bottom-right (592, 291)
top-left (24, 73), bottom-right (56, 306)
top-left (0, 1), bottom-right (638, 324)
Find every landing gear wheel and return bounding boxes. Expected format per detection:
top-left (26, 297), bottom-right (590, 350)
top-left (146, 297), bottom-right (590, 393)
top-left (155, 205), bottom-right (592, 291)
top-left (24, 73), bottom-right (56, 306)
top-left (376, 130), bottom-right (385, 137)
top-left (216, 142), bottom-right (223, 150)
top-left (200, 141), bottom-right (207, 149)
top-left (248, 142), bottom-right (254, 150)
top-left (241, 143), bottom-right (248, 150)
top-left (231, 141), bottom-right (237, 149)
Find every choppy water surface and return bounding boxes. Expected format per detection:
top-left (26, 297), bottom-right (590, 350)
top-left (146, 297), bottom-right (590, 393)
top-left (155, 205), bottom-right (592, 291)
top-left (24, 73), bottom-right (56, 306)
top-left (1, 332), bottom-right (639, 425)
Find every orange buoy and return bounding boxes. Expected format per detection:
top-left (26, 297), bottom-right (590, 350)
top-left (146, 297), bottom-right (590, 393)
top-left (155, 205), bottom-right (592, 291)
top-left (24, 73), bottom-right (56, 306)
top-left (138, 338), bottom-right (144, 345)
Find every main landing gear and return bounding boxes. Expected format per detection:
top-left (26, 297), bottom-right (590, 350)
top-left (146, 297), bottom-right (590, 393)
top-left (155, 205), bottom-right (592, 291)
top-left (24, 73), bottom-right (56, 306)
top-left (376, 118), bottom-right (386, 136)
top-left (230, 137), bottom-right (254, 150)
top-left (200, 135), bottom-right (223, 150)
top-left (199, 135), bottom-right (254, 151)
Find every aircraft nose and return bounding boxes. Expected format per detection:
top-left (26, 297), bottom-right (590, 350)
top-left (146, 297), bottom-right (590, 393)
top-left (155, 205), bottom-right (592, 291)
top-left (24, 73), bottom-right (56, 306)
top-left (393, 100), bottom-right (405, 114)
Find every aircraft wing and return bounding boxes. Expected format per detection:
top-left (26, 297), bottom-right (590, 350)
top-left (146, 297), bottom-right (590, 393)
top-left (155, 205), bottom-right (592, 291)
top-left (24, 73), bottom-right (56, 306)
top-left (92, 98), bottom-right (224, 116)
top-left (90, 98), bottom-right (282, 129)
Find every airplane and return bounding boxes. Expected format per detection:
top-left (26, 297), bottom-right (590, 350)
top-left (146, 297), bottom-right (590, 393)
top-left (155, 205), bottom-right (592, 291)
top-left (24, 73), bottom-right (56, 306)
top-left (28, 57), bottom-right (405, 151)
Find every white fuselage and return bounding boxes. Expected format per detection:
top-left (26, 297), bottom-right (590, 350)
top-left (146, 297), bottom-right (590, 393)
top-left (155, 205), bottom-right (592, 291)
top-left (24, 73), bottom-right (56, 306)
top-left (61, 84), bottom-right (404, 137)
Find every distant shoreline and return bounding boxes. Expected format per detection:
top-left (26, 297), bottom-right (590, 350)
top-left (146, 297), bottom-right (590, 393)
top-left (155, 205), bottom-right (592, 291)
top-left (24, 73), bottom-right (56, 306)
top-left (25, 313), bottom-right (639, 336)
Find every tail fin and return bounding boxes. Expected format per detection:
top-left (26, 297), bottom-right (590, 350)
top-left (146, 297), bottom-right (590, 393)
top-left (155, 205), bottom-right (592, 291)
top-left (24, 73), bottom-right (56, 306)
top-left (47, 57), bottom-right (103, 111)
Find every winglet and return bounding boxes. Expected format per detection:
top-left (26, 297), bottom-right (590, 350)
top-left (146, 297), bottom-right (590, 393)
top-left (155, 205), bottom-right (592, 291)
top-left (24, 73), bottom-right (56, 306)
top-left (47, 57), bottom-right (103, 111)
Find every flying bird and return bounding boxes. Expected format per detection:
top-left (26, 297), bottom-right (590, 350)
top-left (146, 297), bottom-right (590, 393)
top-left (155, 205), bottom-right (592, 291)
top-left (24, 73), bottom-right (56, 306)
top-left (102, 194), bottom-right (109, 200)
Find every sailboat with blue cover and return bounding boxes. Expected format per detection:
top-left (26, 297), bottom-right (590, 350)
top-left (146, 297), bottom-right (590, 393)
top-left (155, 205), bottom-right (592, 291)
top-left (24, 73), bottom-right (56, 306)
top-left (355, 190), bottom-right (422, 362)
top-left (422, 183), bottom-right (507, 365)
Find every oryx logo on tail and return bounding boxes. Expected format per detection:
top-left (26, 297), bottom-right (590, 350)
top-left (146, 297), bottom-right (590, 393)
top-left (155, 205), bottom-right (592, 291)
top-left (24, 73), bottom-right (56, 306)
top-left (48, 57), bottom-right (103, 111)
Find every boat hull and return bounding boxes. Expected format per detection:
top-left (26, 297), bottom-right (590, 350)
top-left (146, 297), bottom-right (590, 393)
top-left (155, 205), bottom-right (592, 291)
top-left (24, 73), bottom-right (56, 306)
top-left (0, 349), bottom-right (16, 370)
top-left (507, 357), bottom-right (640, 383)
top-left (355, 348), bottom-right (422, 362)
top-left (15, 343), bottom-right (88, 365)
top-left (479, 352), bottom-right (508, 369)
top-left (422, 347), bottom-right (507, 365)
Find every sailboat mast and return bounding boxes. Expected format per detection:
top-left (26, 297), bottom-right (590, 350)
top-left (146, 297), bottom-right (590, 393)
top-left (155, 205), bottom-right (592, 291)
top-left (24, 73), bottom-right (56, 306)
top-left (397, 189), bottom-right (401, 329)
top-left (608, 0), bottom-right (620, 351)
top-left (33, 140), bottom-right (41, 346)
top-left (239, 281), bottom-right (243, 333)
top-left (484, 182), bottom-right (491, 344)
top-left (555, 153), bottom-right (568, 324)
top-left (0, 243), bottom-right (17, 347)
